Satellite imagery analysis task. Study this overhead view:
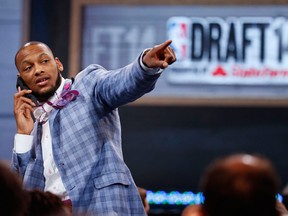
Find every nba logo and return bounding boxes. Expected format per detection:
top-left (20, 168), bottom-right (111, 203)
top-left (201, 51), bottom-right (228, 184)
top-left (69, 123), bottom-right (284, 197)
top-left (167, 17), bottom-right (191, 61)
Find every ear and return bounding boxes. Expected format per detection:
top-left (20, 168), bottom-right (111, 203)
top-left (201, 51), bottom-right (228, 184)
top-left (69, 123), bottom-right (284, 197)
top-left (55, 57), bottom-right (64, 72)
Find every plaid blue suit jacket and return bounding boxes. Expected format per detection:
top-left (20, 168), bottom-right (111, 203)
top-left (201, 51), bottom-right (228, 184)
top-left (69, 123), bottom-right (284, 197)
top-left (12, 57), bottom-right (161, 215)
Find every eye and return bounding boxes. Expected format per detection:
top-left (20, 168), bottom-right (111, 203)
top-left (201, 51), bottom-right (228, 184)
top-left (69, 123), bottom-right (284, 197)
top-left (24, 66), bottom-right (32, 71)
top-left (41, 59), bottom-right (49, 64)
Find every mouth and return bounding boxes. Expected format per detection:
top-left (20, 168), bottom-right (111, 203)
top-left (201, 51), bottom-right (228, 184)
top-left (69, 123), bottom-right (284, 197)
top-left (36, 76), bottom-right (49, 87)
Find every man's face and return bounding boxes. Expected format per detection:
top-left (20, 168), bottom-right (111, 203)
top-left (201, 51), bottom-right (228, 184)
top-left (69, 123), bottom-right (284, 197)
top-left (16, 44), bottom-right (63, 101)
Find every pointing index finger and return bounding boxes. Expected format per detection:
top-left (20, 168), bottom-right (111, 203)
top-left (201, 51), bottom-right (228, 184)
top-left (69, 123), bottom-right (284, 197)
top-left (153, 39), bottom-right (173, 51)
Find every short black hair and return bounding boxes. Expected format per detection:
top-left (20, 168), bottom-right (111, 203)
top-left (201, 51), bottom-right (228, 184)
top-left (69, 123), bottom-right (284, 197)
top-left (14, 41), bottom-right (53, 70)
top-left (201, 154), bottom-right (280, 216)
top-left (0, 161), bottom-right (28, 216)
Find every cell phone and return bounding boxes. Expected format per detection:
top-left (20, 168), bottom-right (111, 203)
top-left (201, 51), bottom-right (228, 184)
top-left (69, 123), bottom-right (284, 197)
top-left (16, 76), bottom-right (39, 106)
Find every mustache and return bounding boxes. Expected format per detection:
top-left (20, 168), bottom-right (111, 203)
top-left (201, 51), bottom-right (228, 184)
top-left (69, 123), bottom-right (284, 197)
top-left (33, 73), bottom-right (62, 102)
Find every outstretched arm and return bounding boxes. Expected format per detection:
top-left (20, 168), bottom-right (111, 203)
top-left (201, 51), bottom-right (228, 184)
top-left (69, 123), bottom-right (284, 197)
top-left (81, 40), bottom-right (177, 109)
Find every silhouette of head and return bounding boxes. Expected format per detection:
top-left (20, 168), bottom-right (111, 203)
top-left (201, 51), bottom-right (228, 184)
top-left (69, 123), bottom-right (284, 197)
top-left (201, 154), bottom-right (280, 216)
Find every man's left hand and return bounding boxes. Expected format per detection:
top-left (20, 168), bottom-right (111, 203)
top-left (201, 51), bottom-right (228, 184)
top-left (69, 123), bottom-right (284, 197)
top-left (143, 40), bottom-right (177, 69)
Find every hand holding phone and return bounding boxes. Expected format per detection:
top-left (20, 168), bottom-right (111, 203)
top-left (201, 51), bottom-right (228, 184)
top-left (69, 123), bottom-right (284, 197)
top-left (14, 77), bottom-right (37, 133)
top-left (16, 77), bottom-right (39, 106)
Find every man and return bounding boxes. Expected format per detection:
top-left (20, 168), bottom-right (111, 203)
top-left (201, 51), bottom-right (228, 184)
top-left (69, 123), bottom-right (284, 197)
top-left (200, 154), bottom-right (282, 216)
top-left (12, 40), bottom-right (176, 215)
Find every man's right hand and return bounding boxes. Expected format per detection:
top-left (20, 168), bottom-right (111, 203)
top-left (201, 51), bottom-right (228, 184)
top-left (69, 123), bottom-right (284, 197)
top-left (14, 87), bottom-right (36, 135)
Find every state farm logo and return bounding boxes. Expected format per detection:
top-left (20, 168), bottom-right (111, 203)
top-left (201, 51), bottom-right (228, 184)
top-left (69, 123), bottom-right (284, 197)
top-left (167, 16), bottom-right (288, 85)
top-left (213, 66), bottom-right (227, 76)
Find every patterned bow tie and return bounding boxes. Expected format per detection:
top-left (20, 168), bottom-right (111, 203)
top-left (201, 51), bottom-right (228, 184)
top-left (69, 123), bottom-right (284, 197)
top-left (46, 79), bottom-right (79, 109)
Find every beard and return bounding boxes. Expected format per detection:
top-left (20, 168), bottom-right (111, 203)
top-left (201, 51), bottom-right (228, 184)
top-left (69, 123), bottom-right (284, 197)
top-left (33, 73), bottom-right (62, 102)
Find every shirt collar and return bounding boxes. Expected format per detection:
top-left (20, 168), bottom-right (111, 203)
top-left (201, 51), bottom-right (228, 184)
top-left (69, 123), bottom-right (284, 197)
top-left (33, 77), bottom-right (66, 122)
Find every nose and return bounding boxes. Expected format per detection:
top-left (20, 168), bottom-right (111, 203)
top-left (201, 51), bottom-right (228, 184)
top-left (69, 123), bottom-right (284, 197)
top-left (34, 63), bottom-right (44, 75)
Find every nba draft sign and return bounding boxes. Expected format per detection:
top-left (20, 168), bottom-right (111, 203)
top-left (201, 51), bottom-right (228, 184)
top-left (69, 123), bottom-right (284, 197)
top-left (167, 16), bottom-right (288, 85)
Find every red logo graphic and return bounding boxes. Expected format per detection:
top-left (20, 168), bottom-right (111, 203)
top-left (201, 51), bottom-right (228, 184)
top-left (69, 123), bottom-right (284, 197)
top-left (212, 66), bottom-right (227, 76)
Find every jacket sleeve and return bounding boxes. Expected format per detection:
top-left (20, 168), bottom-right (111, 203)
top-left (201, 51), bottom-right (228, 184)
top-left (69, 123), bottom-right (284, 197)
top-left (11, 126), bottom-right (37, 178)
top-left (11, 149), bottom-right (33, 178)
top-left (74, 54), bottom-right (162, 109)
